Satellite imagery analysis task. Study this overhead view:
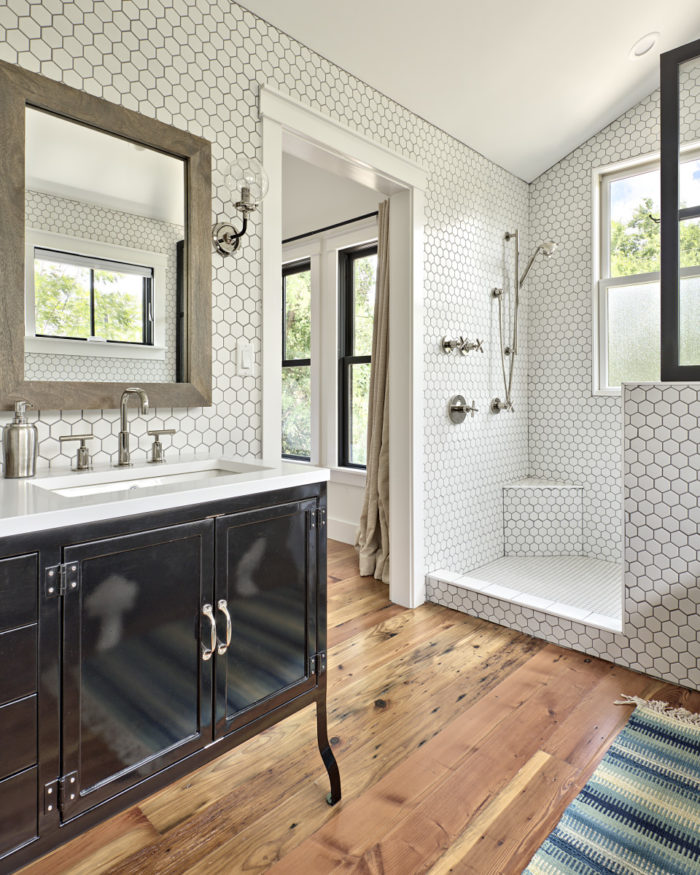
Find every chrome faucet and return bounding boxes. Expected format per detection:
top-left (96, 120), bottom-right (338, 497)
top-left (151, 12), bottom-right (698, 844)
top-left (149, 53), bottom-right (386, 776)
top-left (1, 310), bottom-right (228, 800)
top-left (117, 388), bottom-right (149, 467)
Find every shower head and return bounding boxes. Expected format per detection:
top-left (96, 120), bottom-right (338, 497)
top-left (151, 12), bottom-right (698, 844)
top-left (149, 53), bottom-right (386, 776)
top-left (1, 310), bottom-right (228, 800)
top-left (519, 240), bottom-right (557, 287)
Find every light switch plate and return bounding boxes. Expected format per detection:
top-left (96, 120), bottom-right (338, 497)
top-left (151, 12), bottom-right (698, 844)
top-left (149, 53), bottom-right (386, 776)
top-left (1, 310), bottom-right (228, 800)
top-left (237, 339), bottom-right (253, 376)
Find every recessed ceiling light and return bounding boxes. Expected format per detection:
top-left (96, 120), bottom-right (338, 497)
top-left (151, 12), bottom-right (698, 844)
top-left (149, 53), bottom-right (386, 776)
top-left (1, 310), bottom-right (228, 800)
top-left (629, 32), bottom-right (660, 60)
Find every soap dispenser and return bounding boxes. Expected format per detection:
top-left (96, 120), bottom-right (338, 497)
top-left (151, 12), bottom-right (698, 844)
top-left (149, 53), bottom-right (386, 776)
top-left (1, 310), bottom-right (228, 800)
top-left (2, 401), bottom-right (38, 478)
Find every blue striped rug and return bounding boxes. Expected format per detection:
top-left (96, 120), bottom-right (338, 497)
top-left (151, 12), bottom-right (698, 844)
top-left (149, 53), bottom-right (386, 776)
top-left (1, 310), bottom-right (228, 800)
top-left (523, 696), bottom-right (700, 875)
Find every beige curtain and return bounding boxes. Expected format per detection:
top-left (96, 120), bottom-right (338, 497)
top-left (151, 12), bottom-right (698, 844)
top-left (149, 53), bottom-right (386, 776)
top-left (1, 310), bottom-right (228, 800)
top-left (356, 199), bottom-right (390, 583)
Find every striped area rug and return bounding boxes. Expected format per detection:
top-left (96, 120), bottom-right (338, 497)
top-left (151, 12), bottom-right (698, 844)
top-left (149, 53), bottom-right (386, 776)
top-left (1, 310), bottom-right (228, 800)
top-left (523, 696), bottom-right (700, 875)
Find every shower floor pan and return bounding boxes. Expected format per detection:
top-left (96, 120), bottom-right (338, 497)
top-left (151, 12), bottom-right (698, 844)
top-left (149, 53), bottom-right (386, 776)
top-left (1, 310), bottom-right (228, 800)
top-left (429, 555), bottom-right (622, 633)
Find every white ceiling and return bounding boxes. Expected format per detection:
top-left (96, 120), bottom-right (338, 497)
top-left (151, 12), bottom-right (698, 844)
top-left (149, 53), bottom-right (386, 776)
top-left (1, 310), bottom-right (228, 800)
top-left (240, 0), bottom-right (700, 181)
top-left (282, 153), bottom-right (380, 240)
top-left (26, 108), bottom-right (185, 225)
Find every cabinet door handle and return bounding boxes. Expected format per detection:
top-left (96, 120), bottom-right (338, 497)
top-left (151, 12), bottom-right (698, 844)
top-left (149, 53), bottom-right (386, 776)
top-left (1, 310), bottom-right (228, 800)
top-left (201, 603), bottom-right (216, 661)
top-left (217, 599), bottom-right (232, 655)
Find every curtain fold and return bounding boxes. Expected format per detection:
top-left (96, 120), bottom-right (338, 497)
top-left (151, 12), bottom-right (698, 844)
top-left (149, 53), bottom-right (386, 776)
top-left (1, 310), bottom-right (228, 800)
top-left (356, 199), bottom-right (390, 583)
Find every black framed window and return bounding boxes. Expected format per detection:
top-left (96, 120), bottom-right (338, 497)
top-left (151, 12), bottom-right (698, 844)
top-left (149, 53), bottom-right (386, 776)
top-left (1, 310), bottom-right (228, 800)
top-left (660, 38), bottom-right (700, 380)
top-left (33, 247), bottom-right (154, 345)
top-left (281, 259), bottom-right (312, 460)
top-left (338, 243), bottom-right (377, 469)
top-left (595, 152), bottom-right (700, 390)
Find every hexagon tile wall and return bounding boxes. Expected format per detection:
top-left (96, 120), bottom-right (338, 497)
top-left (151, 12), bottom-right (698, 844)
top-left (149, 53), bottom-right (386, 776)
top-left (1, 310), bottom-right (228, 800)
top-left (526, 91), bottom-right (663, 565)
top-left (503, 482), bottom-right (583, 556)
top-left (0, 0), bottom-right (529, 576)
top-left (624, 382), bottom-right (700, 688)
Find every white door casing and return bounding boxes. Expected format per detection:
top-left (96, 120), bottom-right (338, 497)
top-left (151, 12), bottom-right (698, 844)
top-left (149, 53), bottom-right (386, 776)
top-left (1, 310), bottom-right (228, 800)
top-left (259, 85), bottom-right (426, 608)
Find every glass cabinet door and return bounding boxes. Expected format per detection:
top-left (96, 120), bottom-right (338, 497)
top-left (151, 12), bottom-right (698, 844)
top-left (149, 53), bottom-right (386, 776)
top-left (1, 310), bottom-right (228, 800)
top-left (214, 500), bottom-right (317, 738)
top-left (60, 520), bottom-right (214, 819)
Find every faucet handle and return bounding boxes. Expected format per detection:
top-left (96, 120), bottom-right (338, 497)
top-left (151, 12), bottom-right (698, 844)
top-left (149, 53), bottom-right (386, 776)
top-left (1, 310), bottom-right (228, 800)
top-left (441, 336), bottom-right (461, 353)
top-left (459, 337), bottom-right (484, 354)
top-left (59, 433), bottom-right (94, 471)
top-left (147, 429), bottom-right (176, 464)
top-left (448, 396), bottom-right (478, 423)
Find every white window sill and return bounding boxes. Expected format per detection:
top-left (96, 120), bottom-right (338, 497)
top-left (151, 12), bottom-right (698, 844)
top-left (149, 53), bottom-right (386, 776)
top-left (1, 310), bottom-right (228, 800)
top-left (25, 336), bottom-right (166, 360)
top-left (329, 466), bottom-right (366, 487)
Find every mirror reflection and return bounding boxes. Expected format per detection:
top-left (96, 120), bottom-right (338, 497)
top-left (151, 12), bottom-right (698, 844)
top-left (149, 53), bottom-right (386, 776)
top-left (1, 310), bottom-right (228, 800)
top-left (24, 107), bottom-right (186, 383)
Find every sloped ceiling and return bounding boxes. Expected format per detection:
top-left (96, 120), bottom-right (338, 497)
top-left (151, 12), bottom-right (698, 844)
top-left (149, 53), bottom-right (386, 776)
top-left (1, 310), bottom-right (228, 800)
top-left (239, 0), bottom-right (700, 181)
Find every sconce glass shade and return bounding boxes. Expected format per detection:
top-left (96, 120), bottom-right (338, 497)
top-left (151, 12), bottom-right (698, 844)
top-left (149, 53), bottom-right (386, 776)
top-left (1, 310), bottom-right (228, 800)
top-left (225, 156), bottom-right (269, 211)
top-left (213, 156), bottom-right (269, 257)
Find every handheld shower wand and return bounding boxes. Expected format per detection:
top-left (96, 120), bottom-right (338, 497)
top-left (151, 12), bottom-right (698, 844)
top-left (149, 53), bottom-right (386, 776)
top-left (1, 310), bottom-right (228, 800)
top-left (491, 234), bottom-right (556, 414)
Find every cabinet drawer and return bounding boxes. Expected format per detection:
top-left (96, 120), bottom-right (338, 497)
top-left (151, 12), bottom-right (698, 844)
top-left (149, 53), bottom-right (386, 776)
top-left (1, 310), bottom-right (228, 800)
top-left (0, 767), bottom-right (37, 858)
top-left (0, 555), bottom-right (37, 633)
top-left (0, 697), bottom-right (36, 781)
top-left (0, 627), bottom-right (36, 706)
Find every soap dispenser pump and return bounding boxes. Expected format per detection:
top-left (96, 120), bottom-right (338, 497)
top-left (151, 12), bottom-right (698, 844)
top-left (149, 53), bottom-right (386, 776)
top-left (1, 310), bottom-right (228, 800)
top-left (2, 401), bottom-right (38, 478)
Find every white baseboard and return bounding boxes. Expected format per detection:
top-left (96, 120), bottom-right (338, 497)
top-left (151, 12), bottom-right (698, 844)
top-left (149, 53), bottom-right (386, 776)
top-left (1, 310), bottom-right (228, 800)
top-left (328, 517), bottom-right (358, 545)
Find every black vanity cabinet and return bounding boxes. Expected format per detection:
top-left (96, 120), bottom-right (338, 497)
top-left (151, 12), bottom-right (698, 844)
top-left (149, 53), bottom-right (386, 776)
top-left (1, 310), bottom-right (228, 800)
top-left (0, 482), bottom-right (340, 874)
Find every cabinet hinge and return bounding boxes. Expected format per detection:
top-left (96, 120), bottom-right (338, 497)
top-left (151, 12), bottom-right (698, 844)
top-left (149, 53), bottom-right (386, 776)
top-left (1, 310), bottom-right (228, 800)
top-left (308, 509), bottom-right (317, 530)
top-left (319, 508), bottom-right (326, 529)
top-left (309, 651), bottom-right (327, 676)
top-left (45, 562), bottom-right (80, 598)
top-left (43, 779), bottom-right (58, 816)
top-left (58, 771), bottom-right (79, 812)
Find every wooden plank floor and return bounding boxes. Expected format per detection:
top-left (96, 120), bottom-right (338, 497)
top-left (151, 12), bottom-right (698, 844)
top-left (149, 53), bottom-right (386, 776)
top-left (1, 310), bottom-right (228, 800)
top-left (19, 540), bottom-right (700, 875)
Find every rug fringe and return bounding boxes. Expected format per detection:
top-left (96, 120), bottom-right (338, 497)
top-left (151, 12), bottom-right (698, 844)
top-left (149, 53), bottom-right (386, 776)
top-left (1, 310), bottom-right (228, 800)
top-left (615, 694), bottom-right (700, 726)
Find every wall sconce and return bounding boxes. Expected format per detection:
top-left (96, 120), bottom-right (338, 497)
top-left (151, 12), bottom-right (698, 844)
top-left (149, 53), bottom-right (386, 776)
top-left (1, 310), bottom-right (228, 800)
top-left (212, 156), bottom-right (269, 257)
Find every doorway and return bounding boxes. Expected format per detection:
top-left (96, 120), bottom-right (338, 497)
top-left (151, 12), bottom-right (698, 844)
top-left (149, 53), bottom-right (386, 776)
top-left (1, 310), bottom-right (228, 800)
top-left (259, 86), bottom-right (426, 608)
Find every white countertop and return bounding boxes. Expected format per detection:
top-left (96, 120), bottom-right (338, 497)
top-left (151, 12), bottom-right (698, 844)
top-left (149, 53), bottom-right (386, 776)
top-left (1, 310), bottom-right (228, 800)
top-left (0, 456), bottom-right (330, 538)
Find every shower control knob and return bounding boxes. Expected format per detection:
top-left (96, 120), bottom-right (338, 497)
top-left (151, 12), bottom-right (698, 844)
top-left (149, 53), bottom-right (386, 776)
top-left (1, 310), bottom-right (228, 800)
top-left (460, 337), bottom-right (483, 354)
top-left (441, 336), bottom-right (461, 353)
top-left (448, 396), bottom-right (478, 423)
top-left (490, 397), bottom-right (513, 414)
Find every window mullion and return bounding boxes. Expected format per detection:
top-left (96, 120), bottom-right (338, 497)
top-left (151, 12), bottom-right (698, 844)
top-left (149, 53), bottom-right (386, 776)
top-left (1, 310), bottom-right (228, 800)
top-left (601, 176), bottom-right (611, 280)
top-left (281, 259), bottom-right (312, 462)
top-left (90, 268), bottom-right (96, 338)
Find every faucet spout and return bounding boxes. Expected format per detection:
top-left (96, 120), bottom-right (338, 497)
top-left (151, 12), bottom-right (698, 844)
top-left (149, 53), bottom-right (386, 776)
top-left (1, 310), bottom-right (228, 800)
top-left (117, 387), bottom-right (150, 466)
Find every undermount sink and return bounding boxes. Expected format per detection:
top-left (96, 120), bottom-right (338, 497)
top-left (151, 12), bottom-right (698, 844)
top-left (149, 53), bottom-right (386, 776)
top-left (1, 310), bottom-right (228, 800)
top-left (32, 458), bottom-right (270, 499)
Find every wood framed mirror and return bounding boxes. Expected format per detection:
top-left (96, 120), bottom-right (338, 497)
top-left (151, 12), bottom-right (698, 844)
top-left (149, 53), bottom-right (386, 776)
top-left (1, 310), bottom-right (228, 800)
top-left (0, 59), bottom-right (212, 410)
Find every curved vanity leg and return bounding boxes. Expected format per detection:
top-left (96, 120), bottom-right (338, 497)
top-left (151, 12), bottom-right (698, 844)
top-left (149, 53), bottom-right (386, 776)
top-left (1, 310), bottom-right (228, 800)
top-left (315, 495), bottom-right (340, 805)
top-left (317, 684), bottom-right (341, 805)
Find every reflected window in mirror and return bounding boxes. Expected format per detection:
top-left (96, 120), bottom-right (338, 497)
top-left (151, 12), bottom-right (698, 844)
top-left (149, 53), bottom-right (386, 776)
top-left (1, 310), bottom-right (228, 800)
top-left (24, 106), bottom-right (185, 384)
top-left (32, 248), bottom-right (154, 345)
